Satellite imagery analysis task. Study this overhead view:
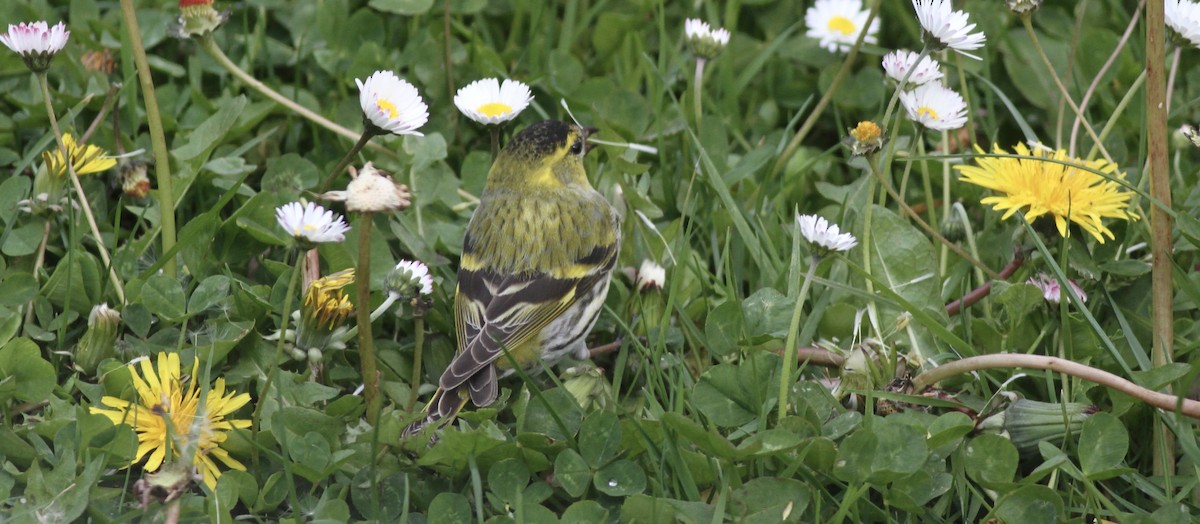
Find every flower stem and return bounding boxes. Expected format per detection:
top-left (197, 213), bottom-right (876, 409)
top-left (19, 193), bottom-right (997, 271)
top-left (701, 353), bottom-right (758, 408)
top-left (251, 251), bottom-right (303, 476)
top-left (490, 126), bottom-right (500, 162)
top-left (692, 58), bottom-right (706, 127)
top-left (778, 259), bottom-right (819, 423)
top-left (356, 214), bottom-right (381, 424)
top-left (317, 131), bottom-right (374, 194)
top-left (773, 0), bottom-right (880, 176)
top-left (196, 34), bottom-right (403, 163)
top-left (1021, 14), bottom-right (1112, 162)
top-left (408, 316), bottom-right (425, 412)
top-left (119, 0), bottom-right (176, 278)
top-left (38, 73), bottom-right (127, 304)
top-left (1069, 0), bottom-right (1143, 156)
top-left (1145, 0), bottom-right (1176, 478)
top-left (911, 354), bottom-right (1200, 419)
top-left (23, 219), bottom-right (53, 335)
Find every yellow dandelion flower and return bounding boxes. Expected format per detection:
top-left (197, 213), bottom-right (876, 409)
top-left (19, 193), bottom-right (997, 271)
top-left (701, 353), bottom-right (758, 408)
top-left (954, 143), bottom-right (1139, 243)
top-left (42, 133), bottom-right (117, 176)
top-left (90, 352), bottom-right (251, 490)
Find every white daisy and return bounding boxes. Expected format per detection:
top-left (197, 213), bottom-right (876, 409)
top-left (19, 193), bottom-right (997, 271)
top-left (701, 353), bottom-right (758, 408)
top-left (900, 83), bottom-right (968, 131)
top-left (635, 260), bottom-right (666, 292)
top-left (356, 70), bottom-right (428, 136)
top-left (684, 18), bottom-right (730, 59)
top-left (1, 21), bottom-right (69, 73)
top-left (1027, 273), bottom-right (1087, 304)
top-left (912, 0), bottom-right (986, 60)
top-left (275, 201), bottom-right (350, 244)
top-left (797, 214), bottom-right (858, 255)
top-left (454, 78), bottom-right (534, 125)
top-left (1166, 0), bottom-right (1200, 48)
top-left (804, 0), bottom-right (880, 54)
top-left (881, 50), bottom-right (943, 86)
top-left (389, 259), bottom-right (434, 298)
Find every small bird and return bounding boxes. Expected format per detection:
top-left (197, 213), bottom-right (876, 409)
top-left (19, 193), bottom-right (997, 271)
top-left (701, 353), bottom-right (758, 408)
top-left (404, 120), bottom-right (620, 437)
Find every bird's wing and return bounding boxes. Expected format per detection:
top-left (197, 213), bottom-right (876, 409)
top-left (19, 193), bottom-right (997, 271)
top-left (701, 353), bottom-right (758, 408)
top-left (441, 243), bottom-right (617, 392)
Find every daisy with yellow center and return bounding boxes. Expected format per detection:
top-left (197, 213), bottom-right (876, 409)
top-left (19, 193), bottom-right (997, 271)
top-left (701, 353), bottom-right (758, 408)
top-left (274, 201), bottom-right (350, 245)
top-left (356, 70), bottom-right (428, 136)
top-left (955, 143), bottom-right (1139, 243)
top-left (43, 133), bottom-right (117, 177)
top-left (804, 0), bottom-right (880, 53)
top-left (90, 352), bottom-right (251, 490)
top-left (454, 78), bottom-right (534, 125)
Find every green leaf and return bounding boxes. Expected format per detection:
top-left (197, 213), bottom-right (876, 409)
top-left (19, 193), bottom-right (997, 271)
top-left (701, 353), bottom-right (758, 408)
top-left (705, 300), bottom-right (744, 356)
top-left (962, 433), bottom-right (1018, 488)
top-left (856, 205), bottom-right (947, 362)
top-left (173, 96), bottom-right (249, 161)
top-left (593, 459), bottom-right (646, 496)
top-left (1, 221), bottom-right (45, 257)
top-left (427, 492), bottom-right (472, 524)
top-left (0, 271), bottom-right (38, 307)
top-left (520, 387), bottom-right (583, 441)
top-left (188, 275), bottom-right (231, 315)
top-left (730, 477), bottom-right (810, 523)
top-left (0, 337), bottom-right (55, 404)
top-left (742, 287), bottom-right (793, 340)
top-left (833, 418), bottom-right (928, 484)
top-left (369, 0), bottom-right (434, 15)
top-left (1078, 412), bottom-right (1128, 480)
top-left (579, 411), bottom-right (622, 468)
top-left (42, 251), bottom-right (102, 315)
top-left (561, 500), bottom-right (610, 522)
top-left (692, 352), bottom-right (777, 427)
top-left (553, 448), bottom-right (591, 498)
top-left (994, 281), bottom-right (1044, 324)
top-left (142, 273), bottom-right (188, 322)
top-left (993, 485), bottom-right (1063, 524)
top-left (487, 458), bottom-right (531, 503)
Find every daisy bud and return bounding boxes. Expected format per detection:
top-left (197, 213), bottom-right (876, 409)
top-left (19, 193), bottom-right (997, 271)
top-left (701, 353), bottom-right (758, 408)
top-left (939, 202), bottom-right (967, 243)
top-left (75, 304), bottom-right (121, 375)
top-left (385, 260), bottom-right (434, 303)
top-left (177, 0), bottom-right (226, 38)
top-left (1179, 124), bottom-right (1200, 149)
top-left (1004, 0), bottom-right (1042, 15)
top-left (0, 21), bottom-right (69, 73)
top-left (684, 19), bottom-right (730, 60)
top-left (796, 213), bottom-right (858, 257)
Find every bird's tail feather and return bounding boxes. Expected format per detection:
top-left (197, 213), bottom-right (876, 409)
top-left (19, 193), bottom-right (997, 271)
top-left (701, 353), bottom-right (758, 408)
top-left (401, 387), bottom-right (469, 439)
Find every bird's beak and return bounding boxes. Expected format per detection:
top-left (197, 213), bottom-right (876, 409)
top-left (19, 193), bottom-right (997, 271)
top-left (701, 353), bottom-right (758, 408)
top-left (582, 126), bottom-right (599, 155)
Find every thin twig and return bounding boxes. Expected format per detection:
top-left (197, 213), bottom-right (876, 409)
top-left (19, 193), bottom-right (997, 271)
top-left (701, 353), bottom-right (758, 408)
top-left (1069, 0), bottom-right (1143, 156)
top-left (945, 251), bottom-right (1025, 317)
top-left (911, 354), bottom-right (1200, 419)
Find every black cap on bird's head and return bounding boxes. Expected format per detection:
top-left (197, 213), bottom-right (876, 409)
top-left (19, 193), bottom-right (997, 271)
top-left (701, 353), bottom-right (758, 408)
top-left (503, 120), bottom-right (598, 161)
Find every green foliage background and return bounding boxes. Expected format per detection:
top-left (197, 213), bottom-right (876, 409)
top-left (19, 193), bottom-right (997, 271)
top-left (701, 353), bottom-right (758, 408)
top-left (0, 0), bottom-right (1199, 522)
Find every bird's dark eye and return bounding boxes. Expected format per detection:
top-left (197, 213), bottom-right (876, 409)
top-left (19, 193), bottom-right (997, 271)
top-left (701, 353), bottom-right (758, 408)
top-left (569, 139), bottom-right (583, 155)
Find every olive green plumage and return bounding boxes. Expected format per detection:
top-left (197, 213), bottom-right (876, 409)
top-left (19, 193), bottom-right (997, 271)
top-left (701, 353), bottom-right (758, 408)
top-left (403, 120), bottom-right (620, 438)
